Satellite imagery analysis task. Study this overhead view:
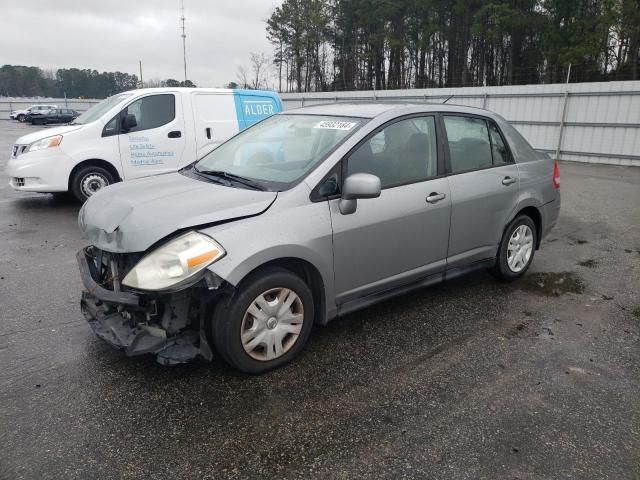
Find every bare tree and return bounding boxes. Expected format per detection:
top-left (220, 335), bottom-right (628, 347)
top-left (236, 65), bottom-right (249, 89)
top-left (249, 52), bottom-right (270, 89)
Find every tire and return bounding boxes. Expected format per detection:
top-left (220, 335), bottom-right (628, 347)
top-left (491, 214), bottom-right (537, 281)
top-left (211, 267), bottom-right (314, 374)
top-left (71, 165), bottom-right (115, 202)
top-left (17, 114), bottom-right (26, 122)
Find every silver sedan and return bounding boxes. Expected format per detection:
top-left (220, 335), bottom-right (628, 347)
top-left (77, 103), bottom-right (561, 373)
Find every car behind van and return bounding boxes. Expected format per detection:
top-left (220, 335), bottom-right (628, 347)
top-left (10, 104), bottom-right (58, 122)
top-left (6, 88), bottom-right (282, 201)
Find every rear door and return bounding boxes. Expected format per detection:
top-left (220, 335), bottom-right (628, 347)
top-left (443, 114), bottom-right (520, 268)
top-left (116, 92), bottom-right (186, 179)
top-left (47, 109), bottom-right (61, 123)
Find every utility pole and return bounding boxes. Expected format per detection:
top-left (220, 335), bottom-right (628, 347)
top-left (139, 60), bottom-right (143, 88)
top-left (180, 0), bottom-right (187, 84)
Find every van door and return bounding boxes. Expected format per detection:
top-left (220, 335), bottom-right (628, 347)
top-left (117, 92), bottom-right (186, 180)
top-left (192, 93), bottom-right (240, 158)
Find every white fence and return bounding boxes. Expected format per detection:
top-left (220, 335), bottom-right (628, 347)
top-left (3, 82), bottom-right (639, 166)
top-left (281, 81), bottom-right (640, 167)
top-left (0, 98), bottom-right (99, 117)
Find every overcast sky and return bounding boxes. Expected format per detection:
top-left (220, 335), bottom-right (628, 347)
top-left (1, 0), bottom-right (282, 87)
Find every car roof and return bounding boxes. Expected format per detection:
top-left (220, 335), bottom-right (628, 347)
top-left (283, 102), bottom-right (499, 120)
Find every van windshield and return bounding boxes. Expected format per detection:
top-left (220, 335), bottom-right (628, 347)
top-left (71, 92), bottom-right (134, 125)
top-left (194, 114), bottom-right (363, 190)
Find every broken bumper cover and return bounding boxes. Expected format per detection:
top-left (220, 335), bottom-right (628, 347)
top-left (76, 248), bottom-right (215, 366)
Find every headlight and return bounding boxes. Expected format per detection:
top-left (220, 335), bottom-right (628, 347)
top-left (29, 135), bottom-right (62, 152)
top-left (122, 231), bottom-right (225, 291)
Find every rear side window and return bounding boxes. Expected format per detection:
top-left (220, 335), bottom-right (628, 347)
top-left (124, 94), bottom-right (175, 132)
top-left (444, 116), bottom-right (492, 173)
top-left (347, 116), bottom-right (438, 188)
top-left (488, 122), bottom-right (512, 164)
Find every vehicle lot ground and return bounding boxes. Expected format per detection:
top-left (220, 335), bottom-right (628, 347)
top-left (0, 120), bottom-right (639, 480)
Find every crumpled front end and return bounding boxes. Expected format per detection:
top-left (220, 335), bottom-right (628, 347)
top-left (77, 246), bottom-right (225, 365)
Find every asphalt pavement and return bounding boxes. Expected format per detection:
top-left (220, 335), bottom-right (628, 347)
top-left (0, 120), bottom-right (639, 480)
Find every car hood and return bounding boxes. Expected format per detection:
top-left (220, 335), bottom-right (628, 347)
top-left (79, 172), bottom-right (278, 253)
top-left (16, 124), bottom-right (84, 144)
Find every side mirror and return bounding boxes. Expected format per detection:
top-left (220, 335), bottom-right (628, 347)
top-left (339, 173), bottom-right (381, 215)
top-left (122, 113), bottom-right (137, 132)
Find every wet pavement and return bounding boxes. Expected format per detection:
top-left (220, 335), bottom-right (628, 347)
top-left (1, 120), bottom-right (639, 479)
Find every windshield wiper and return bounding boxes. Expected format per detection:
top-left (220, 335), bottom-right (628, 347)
top-left (195, 169), bottom-right (266, 191)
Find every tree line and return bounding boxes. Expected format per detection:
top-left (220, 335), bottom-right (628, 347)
top-left (0, 65), bottom-right (196, 98)
top-left (266, 0), bottom-right (640, 92)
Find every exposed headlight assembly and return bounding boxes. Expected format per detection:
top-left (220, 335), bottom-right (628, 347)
top-left (29, 135), bottom-right (62, 152)
top-left (122, 231), bottom-right (225, 291)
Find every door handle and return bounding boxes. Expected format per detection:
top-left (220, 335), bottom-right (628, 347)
top-left (206, 127), bottom-right (211, 139)
top-left (426, 192), bottom-right (446, 204)
top-left (168, 131), bottom-right (182, 138)
top-left (502, 176), bottom-right (517, 186)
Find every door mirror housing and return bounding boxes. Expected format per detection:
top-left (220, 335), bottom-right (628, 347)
top-left (339, 173), bottom-right (381, 215)
top-left (122, 113), bottom-right (137, 132)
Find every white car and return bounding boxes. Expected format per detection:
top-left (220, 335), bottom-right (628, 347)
top-left (10, 104), bottom-right (58, 122)
top-left (6, 88), bottom-right (282, 201)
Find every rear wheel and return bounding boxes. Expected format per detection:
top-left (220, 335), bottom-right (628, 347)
top-left (211, 267), bottom-right (314, 374)
top-left (491, 215), bottom-right (536, 281)
top-left (71, 165), bottom-right (115, 202)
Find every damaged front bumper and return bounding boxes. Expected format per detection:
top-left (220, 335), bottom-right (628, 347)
top-left (77, 247), bottom-right (223, 365)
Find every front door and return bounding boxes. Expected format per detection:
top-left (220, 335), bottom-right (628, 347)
top-left (442, 115), bottom-right (521, 267)
top-left (117, 93), bottom-right (186, 180)
top-left (329, 115), bottom-right (451, 306)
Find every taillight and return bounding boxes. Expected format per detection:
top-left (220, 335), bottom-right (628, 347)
top-left (552, 160), bottom-right (560, 189)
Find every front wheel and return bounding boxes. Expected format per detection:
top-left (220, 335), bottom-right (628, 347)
top-left (211, 267), bottom-right (314, 374)
top-left (71, 165), bottom-right (115, 202)
top-left (491, 215), bottom-right (537, 281)
top-left (17, 114), bottom-right (26, 122)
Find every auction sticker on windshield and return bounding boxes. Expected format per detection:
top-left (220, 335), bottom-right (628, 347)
top-left (314, 120), bottom-right (358, 130)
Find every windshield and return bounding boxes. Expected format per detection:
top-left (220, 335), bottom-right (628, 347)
top-left (194, 114), bottom-right (364, 190)
top-left (72, 92), bottom-right (134, 125)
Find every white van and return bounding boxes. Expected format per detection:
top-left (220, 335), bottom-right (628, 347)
top-left (6, 88), bottom-right (282, 201)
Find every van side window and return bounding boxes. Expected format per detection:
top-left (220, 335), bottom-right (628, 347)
top-left (347, 116), bottom-right (438, 188)
top-left (488, 122), bottom-right (512, 165)
top-left (123, 94), bottom-right (175, 133)
top-left (444, 116), bottom-right (493, 173)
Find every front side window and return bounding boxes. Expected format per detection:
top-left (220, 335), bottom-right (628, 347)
top-left (347, 116), bottom-right (438, 188)
top-left (444, 116), bottom-right (493, 173)
top-left (194, 114), bottom-right (363, 190)
top-left (123, 94), bottom-right (175, 132)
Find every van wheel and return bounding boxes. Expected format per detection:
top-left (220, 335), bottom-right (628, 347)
top-left (211, 267), bottom-right (314, 374)
top-left (491, 215), bottom-right (537, 281)
top-left (17, 114), bottom-right (26, 122)
top-left (71, 166), bottom-right (114, 202)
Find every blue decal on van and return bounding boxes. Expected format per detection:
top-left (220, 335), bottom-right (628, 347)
top-left (232, 91), bottom-right (282, 130)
